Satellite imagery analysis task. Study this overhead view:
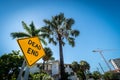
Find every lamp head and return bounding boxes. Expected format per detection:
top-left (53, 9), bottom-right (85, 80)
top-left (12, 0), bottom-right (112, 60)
top-left (92, 50), bottom-right (96, 52)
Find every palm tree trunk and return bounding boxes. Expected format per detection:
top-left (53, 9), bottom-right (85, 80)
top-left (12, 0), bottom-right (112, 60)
top-left (81, 70), bottom-right (86, 80)
top-left (58, 34), bottom-right (65, 80)
top-left (42, 60), bottom-right (45, 70)
top-left (46, 60), bottom-right (48, 71)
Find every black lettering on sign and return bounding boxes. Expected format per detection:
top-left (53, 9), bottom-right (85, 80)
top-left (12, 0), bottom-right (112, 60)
top-left (35, 44), bottom-right (41, 50)
top-left (28, 40), bottom-right (32, 45)
top-left (28, 40), bottom-right (41, 50)
top-left (27, 48), bottom-right (38, 56)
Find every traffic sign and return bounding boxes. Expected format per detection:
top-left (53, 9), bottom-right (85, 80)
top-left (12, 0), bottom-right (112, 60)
top-left (17, 37), bottom-right (45, 66)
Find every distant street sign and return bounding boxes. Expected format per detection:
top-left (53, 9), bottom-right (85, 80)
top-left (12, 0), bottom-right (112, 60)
top-left (17, 37), bottom-right (45, 66)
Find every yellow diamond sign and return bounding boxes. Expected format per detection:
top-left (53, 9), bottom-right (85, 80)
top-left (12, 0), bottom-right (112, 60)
top-left (17, 37), bottom-right (45, 66)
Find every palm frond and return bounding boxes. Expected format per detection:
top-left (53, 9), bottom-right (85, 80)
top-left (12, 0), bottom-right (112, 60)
top-left (22, 21), bottom-right (31, 35)
top-left (61, 41), bottom-right (65, 46)
top-left (43, 19), bottom-right (51, 25)
top-left (49, 38), bottom-right (57, 45)
top-left (11, 32), bottom-right (31, 39)
top-left (39, 34), bottom-right (50, 38)
top-left (66, 18), bottom-right (75, 30)
top-left (52, 16), bottom-right (57, 25)
top-left (39, 38), bottom-right (47, 46)
top-left (29, 21), bottom-right (36, 36)
top-left (44, 47), bottom-right (53, 56)
top-left (80, 60), bottom-right (90, 70)
top-left (43, 47), bottom-right (53, 61)
top-left (50, 57), bottom-right (55, 60)
top-left (71, 30), bottom-right (80, 37)
top-left (59, 13), bottom-right (64, 20)
top-left (68, 37), bottom-right (75, 47)
top-left (40, 27), bottom-right (52, 34)
top-left (45, 17), bottom-right (58, 30)
top-left (58, 13), bottom-right (65, 25)
top-left (35, 28), bottom-right (41, 35)
top-left (30, 21), bottom-right (35, 31)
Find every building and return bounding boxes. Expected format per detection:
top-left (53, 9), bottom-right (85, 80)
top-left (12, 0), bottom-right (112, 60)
top-left (29, 63), bottom-right (40, 73)
top-left (109, 58), bottom-right (120, 72)
top-left (30, 60), bottom-right (78, 80)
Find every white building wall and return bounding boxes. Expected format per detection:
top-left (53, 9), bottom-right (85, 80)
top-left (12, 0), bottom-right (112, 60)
top-left (52, 61), bottom-right (59, 76)
top-left (110, 59), bottom-right (119, 69)
top-left (48, 64), bottom-right (52, 70)
top-left (68, 75), bottom-right (78, 80)
top-left (30, 64), bottom-right (40, 73)
top-left (65, 65), bottom-right (78, 80)
top-left (110, 58), bottom-right (120, 69)
top-left (65, 65), bottom-right (72, 74)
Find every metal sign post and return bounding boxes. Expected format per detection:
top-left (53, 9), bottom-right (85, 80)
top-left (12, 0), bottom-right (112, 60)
top-left (17, 60), bottom-right (26, 80)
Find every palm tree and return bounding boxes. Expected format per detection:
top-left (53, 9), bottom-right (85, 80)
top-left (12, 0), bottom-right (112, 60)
top-left (49, 56), bottom-right (55, 61)
top-left (92, 71), bottom-right (102, 80)
top-left (71, 61), bottom-right (80, 72)
top-left (79, 60), bottom-right (90, 80)
top-left (40, 13), bottom-right (80, 80)
top-left (42, 47), bottom-right (53, 71)
top-left (10, 21), bottom-right (47, 80)
top-left (71, 61), bottom-right (83, 79)
top-left (11, 21), bottom-right (47, 45)
top-left (80, 60), bottom-right (90, 72)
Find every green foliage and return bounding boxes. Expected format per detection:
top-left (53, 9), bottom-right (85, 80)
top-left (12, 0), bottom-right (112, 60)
top-left (103, 71), bottom-right (120, 80)
top-left (10, 21), bottom-right (47, 45)
top-left (86, 72), bottom-right (93, 79)
top-left (10, 73), bottom-right (17, 80)
top-left (43, 47), bottom-right (53, 61)
top-left (71, 60), bottom-right (90, 80)
top-left (41, 13), bottom-right (80, 47)
top-left (71, 61), bottom-right (79, 72)
top-left (42, 47), bottom-right (53, 71)
top-left (31, 72), bottom-right (54, 80)
top-left (103, 72), bottom-right (113, 80)
top-left (80, 60), bottom-right (90, 71)
top-left (76, 70), bottom-right (86, 80)
top-left (92, 71), bottom-right (102, 80)
top-left (0, 50), bottom-right (24, 80)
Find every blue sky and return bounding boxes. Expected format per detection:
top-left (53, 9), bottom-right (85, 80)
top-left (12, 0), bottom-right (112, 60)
top-left (0, 0), bottom-right (120, 73)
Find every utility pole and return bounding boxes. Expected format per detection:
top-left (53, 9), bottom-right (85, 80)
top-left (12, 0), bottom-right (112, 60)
top-left (98, 63), bottom-right (105, 73)
top-left (96, 67), bottom-right (99, 72)
top-left (92, 49), bottom-right (112, 71)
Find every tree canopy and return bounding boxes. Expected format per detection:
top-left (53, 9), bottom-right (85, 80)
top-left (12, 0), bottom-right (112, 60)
top-left (0, 50), bottom-right (24, 80)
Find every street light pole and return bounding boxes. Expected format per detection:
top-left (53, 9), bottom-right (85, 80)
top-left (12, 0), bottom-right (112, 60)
top-left (99, 51), bottom-right (112, 71)
top-left (98, 63), bottom-right (105, 73)
top-left (93, 50), bottom-right (112, 71)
